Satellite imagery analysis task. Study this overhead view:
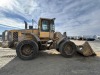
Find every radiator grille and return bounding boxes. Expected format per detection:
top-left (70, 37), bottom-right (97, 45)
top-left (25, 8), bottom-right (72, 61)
top-left (13, 32), bottom-right (18, 42)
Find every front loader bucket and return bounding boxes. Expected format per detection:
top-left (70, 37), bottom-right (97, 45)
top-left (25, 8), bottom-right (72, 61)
top-left (71, 40), bottom-right (96, 56)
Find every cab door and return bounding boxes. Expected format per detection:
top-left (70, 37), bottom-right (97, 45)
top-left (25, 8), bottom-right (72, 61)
top-left (39, 19), bottom-right (50, 38)
top-left (49, 20), bottom-right (55, 39)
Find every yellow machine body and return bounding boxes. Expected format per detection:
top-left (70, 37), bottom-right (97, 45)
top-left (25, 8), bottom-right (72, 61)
top-left (1, 18), bottom-right (96, 59)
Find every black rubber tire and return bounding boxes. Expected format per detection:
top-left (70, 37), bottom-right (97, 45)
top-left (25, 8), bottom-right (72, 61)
top-left (59, 41), bottom-right (76, 58)
top-left (16, 40), bottom-right (38, 60)
top-left (56, 39), bottom-right (66, 52)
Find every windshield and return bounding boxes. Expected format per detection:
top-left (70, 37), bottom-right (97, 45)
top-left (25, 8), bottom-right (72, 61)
top-left (41, 19), bottom-right (55, 32)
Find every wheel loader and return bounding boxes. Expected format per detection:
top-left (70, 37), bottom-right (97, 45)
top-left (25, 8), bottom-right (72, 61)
top-left (1, 18), bottom-right (96, 60)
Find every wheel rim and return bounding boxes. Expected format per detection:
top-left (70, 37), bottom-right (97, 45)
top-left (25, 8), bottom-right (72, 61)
top-left (64, 44), bottom-right (74, 55)
top-left (20, 44), bottom-right (34, 56)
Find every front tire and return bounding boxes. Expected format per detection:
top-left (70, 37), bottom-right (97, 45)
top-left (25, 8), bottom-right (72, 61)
top-left (59, 41), bottom-right (76, 58)
top-left (16, 40), bottom-right (38, 60)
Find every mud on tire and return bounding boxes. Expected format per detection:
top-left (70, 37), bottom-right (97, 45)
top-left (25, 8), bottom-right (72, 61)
top-left (16, 40), bottom-right (38, 60)
top-left (59, 41), bottom-right (77, 58)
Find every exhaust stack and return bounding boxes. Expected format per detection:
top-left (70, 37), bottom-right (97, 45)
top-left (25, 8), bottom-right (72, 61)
top-left (24, 21), bottom-right (28, 29)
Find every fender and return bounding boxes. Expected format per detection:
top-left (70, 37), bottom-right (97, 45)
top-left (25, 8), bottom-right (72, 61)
top-left (22, 32), bottom-right (40, 42)
top-left (56, 37), bottom-right (66, 50)
top-left (54, 32), bottom-right (68, 50)
top-left (22, 33), bottom-right (41, 48)
top-left (30, 33), bottom-right (41, 42)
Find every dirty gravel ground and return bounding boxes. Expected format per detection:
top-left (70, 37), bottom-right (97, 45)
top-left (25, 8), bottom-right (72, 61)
top-left (0, 41), bottom-right (100, 75)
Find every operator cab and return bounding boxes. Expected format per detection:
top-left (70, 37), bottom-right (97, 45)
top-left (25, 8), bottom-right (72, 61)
top-left (38, 18), bottom-right (55, 39)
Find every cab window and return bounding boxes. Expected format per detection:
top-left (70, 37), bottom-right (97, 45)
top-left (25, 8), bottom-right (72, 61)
top-left (50, 20), bottom-right (55, 32)
top-left (41, 20), bottom-right (50, 32)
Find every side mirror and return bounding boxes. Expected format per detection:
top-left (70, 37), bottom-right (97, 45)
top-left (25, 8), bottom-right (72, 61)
top-left (52, 18), bottom-right (56, 20)
top-left (63, 32), bottom-right (67, 38)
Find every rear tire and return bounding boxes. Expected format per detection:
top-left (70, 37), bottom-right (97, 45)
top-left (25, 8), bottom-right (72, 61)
top-left (16, 40), bottom-right (38, 60)
top-left (59, 41), bottom-right (76, 58)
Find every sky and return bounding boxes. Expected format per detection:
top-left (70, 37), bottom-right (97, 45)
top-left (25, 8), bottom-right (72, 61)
top-left (0, 0), bottom-right (100, 36)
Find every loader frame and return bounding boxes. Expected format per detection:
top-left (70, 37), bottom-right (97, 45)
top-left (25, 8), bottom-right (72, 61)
top-left (1, 18), bottom-right (96, 60)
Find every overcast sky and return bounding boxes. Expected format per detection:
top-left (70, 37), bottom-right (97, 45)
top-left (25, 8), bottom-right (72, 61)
top-left (0, 0), bottom-right (100, 36)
